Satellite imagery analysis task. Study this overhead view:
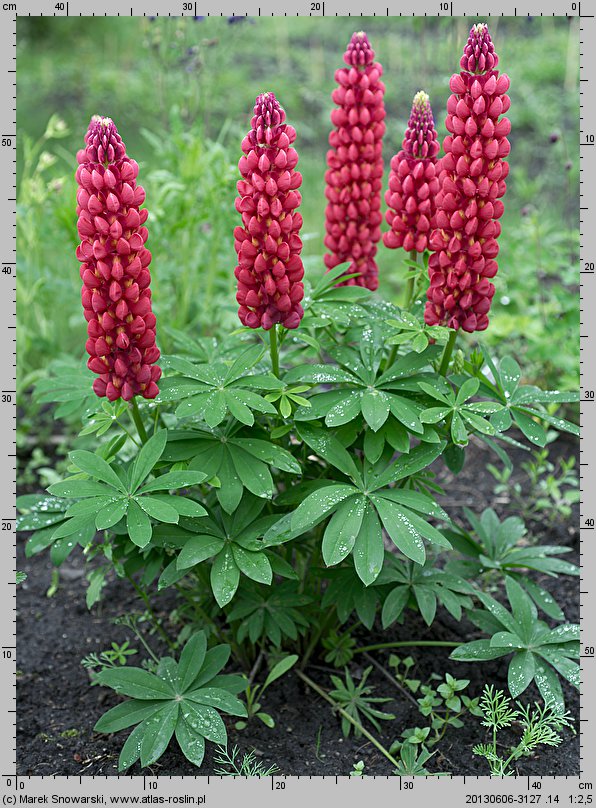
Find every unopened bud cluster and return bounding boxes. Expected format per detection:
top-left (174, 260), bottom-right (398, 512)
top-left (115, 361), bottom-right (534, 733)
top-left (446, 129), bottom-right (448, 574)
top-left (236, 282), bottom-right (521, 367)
top-left (234, 92), bottom-right (305, 330)
top-left (76, 116), bottom-right (160, 401)
top-left (425, 24), bottom-right (510, 332)
top-left (324, 32), bottom-right (386, 290)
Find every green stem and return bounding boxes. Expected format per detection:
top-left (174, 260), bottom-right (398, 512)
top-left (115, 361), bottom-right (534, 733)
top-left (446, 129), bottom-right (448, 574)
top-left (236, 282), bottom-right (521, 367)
top-left (384, 343), bottom-right (398, 373)
top-left (438, 330), bottom-right (457, 377)
top-left (354, 640), bottom-right (461, 655)
top-left (128, 576), bottom-right (175, 652)
top-left (115, 418), bottom-right (141, 447)
top-left (300, 606), bottom-right (337, 672)
top-left (296, 670), bottom-right (401, 770)
top-left (362, 651), bottom-right (419, 708)
top-left (269, 325), bottom-right (280, 378)
top-left (130, 397), bottom-right (149, 444)
top-left (383, 251), bottom-right (420, 373)
top-left (404, 249), bottom-right (418, 308)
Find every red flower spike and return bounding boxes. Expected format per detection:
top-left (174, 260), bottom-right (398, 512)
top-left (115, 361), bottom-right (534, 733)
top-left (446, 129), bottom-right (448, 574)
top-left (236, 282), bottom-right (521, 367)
top-left (234, 92), bottom-right (304, 331)
top-left (424, 23), bottom-right (510, 333)
top-left (76, 116), bottom-right (161, 401)
top-left (324, 31), bottom-right (386, 290)
top-left (383, 91), bottom-right (440, 254)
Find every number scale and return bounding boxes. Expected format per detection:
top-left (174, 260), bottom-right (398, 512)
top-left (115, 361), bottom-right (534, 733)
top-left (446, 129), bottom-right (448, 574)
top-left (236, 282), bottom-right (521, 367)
top-left (1, 0), bottom-right (593, 801)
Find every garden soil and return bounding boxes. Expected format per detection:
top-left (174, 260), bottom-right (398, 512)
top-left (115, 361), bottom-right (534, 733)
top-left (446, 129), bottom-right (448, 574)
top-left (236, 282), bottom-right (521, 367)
top-left (16, 436), bottom-right (580, 777)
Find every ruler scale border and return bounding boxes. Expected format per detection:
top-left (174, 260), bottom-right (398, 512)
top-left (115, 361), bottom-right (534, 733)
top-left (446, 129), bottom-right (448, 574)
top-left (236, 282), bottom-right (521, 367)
top-left (4, 2), bottom-right (592, 801)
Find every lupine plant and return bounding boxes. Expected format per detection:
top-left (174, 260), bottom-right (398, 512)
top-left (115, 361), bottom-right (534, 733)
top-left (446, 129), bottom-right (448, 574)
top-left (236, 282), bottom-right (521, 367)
top-left (18, 23), bottom-right (579, 774)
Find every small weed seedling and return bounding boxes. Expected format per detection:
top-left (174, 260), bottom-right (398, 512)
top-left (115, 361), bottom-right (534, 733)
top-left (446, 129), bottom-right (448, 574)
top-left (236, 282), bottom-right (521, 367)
top-left (328, 666), bottom-right (395, 739)
top-left (236, 654), bottom-right (298, 730)
top-left (473, 685), bottom-right (574, 776)
top-left (213, 745), bottom-right (279, 777)
top-left (389, 656), bottom-right (482, 746)
top-left (81, 641), bottom-right (138, 685)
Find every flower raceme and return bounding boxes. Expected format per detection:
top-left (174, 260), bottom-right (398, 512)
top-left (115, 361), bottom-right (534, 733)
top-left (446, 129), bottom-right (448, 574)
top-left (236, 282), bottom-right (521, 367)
top-left (76, 116), bottom-right (161, 401)
top-left (383, 91), bottom-right (440, 254)
top-left (424, 23), bottom-right (511, 333)
top-left (234, 92), bottom-right (305, 331)
top-left (324, 31), bottom-right (386, 290)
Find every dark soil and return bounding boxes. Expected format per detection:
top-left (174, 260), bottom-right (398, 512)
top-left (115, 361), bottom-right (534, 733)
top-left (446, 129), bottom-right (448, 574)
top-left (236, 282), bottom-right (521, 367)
top-left (16, 435), bottom-right (580, 777)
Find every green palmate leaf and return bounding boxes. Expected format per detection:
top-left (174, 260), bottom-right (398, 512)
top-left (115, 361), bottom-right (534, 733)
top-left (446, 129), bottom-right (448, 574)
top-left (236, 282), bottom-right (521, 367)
top-left (94, 700), bottom-right (165, 734)
top-left (512, 411), bottom-right (547, 446)
top-left (322, 495), bottom-right (367, 567)
top-left (47, 479), bottom-right (117, 499)
top-left (361, 390), bottom-right (390, 432)
top-left (137, 496), bottom-right (180, 524)
top-left (158, 559), bottom-right (188, 590)
top-left (325, 391), bottom-right (362, 427)
top-left (215, 451), bottom-right (243, 514)
top-left (211, 546), bottom-right (240, 607)
top-left (64, 491), bottom-right (116, 516)
top-left (178, 632), bottom-right (208, 692)
top-left (451, 640), bottom-right (510, 662)
top-left (185, 687), bottom-right (247, 717)
top-left (381, 585), bottom-right (410, 628)
top-left (290, 484), bottom-right (357, 536)
top-left (95, 499), bottom-right (128, 530)
top-left (380, 488), bottom-right (448, 520)
top-left (177, 535), bottom-right (225, 569)
top-left (192, 645), bottom-right (231, 689)
top-left (96, 668), bottom-right (174, 700)
top-left (224, 343), bottom-right (265, 382)
top-left (233, 439), bottom-right (301, 475)
top-left (388, 395), bottom-right (424, 434)
top-left (175, 720), bottom-right (206, 767)
top-left (140, 703), bottom-right (179, 768)
top-left (183, 702), bottom-right (227, 745)
top-left (230, 447), bottom-right (274, 500)
top-left (231, 545), bottom-right (272, 584)
top-left (225, 390), bottom-right (255, 425)
top-left (203, 391), bottom-right (228, 427)
top-left (508, 650), bottom-right (535, 698)
top-left (137, 470), bottom-right (206, 494)
top-left (352, 502), bottom-right (385, 585)
top-left (505, 577), bottom-right (536, 636)
top-left (150, 495), bottom-right (207, 518)
top-left (130, 430), bottom-right (168, 492)
top-left (51, 514), bottom-right (96, 540)
top-left (533, 659), bottom-right (565, 713)
top-left (370, 441), bottom-right (445, 490)
top-left (284, 364), bottom-right (354, 385)
top-left (69, 450), bottom-right (126, 492)
top-left (118, 723), bottom-right (146, 771)
top-left (371, 496), bottom-right (425, 564)
top-left (296, 423), bottom-right (361, 482)
top-left (451, 412), bottom-right (468, 445)
top-left (413, 584), bottom-right (437, 626)
top-left (127, 499), bottom-right (153, 548)
top-left (462, 411), bottom-right (496, 436)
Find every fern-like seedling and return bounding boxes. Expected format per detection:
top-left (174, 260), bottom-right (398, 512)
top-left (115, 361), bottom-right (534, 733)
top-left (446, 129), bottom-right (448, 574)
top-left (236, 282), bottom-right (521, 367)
top-left (473, 684), bottom-right (574, 775)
